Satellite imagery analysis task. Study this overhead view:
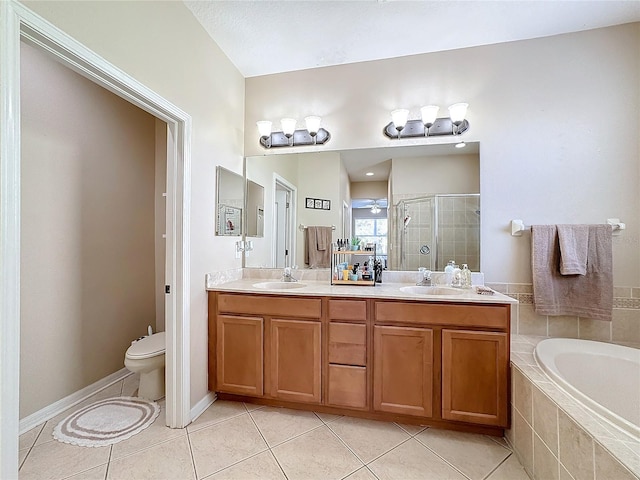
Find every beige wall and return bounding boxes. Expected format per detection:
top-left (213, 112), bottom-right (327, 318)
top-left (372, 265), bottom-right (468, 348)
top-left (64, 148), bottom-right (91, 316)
top-left (391, 154), bottom-right (479, 197)
top-left (351, 181), bottom-right (387, 200)
top-left (246, 24), bottom-right (640, 287)
top-left (24, 0), bottom-right (245, 410)
top-left (20, 42), bottom-right (157, 417)
top-left (295, 152), bottom-right (342, 268)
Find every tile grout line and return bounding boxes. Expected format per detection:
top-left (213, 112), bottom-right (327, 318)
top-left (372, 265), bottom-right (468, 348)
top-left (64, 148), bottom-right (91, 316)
top-left (481, 451), bottom-right (513, 480)
top-left (246, 409), bottom-right (289, 479)
top-left (19, 422), bottom-right (47, 471)
top-left (326, 419), bottom-right (418, 468)
top-left (250, 409), bottom-right (328, 450)
top-left (413, 435), bottom-right (474, 480)
top-left (185, 427), bottom-right (200, 480)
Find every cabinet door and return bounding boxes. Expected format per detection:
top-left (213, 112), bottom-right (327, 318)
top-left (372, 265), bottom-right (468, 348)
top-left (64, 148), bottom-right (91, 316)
top-left (373, 325), bottom-right (433, 417)
top-left (217, 315), bottom-right (263, 396)
top-left (442, 329), bottom-right (508, 426)
top-left (270, 319), bottom-right (321, 403)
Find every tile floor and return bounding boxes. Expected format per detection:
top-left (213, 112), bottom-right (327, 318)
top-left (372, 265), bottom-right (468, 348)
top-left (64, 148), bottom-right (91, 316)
top-left (19, 375), bottom-right (531, 480)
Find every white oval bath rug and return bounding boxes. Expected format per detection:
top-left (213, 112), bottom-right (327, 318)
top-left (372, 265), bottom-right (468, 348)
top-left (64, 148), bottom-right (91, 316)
top-left (53, 396), bottom-right (160, 447)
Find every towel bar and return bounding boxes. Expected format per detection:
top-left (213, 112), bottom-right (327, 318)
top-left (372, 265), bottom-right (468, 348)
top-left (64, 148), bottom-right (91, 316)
top-left (510, 219), bottom-right (625, 236)
top-left (299, 224), bottom-right (336, 231)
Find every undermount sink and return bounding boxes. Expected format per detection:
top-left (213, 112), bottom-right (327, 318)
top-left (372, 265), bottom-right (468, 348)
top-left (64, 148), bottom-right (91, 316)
top-left (252, 281), bottom-right (307, 290)
top-left (399, 285), bottom-right (466, 296)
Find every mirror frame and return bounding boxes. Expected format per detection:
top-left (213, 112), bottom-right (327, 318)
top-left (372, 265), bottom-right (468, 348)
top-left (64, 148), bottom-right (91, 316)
top-left (215, 165), bottom-right (244, 237)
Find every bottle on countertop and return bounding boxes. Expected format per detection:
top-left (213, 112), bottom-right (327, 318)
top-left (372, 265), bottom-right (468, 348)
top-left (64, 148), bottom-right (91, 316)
top-left (461, 264), bottom-right (472, 288)
top-left (444, 260), bottom-right (456, 286)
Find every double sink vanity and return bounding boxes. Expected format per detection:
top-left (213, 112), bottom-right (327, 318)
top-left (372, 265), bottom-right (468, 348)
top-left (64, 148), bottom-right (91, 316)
top-left (207, 273), bottom-right (517, 436)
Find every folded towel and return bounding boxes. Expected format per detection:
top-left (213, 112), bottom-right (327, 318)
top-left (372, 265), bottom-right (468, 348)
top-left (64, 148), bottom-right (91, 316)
top-left (316, 226), bottom-right (331, 251)
top-left (532, 225), bottom-right (613, 321)
top-left (305, 226), bottom-right (331, 268)
top-left (557, 224), bottom-right (589, 275)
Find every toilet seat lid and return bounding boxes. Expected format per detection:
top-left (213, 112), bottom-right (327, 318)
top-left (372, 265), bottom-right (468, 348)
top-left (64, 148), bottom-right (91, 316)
top-left (126, 332), bottom-right (166, 359)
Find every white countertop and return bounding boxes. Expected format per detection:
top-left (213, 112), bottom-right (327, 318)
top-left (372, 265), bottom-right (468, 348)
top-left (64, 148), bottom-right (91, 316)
top-left (207, 278), bottom-right (517, 305)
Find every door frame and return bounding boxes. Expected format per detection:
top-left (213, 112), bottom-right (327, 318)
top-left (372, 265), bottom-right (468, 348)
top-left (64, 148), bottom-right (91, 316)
top-left (272, 174), bottom-right (297, 268)
top-left (0, 2), bottom-right (191, 476)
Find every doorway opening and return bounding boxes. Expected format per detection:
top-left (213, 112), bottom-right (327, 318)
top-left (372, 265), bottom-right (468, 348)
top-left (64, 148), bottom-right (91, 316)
top-left (272, 175), bottom-right (296, 268)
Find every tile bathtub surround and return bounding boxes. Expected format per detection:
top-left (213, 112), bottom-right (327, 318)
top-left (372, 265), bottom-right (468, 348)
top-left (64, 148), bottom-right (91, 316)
top-left (508, 334), bottom-right (640, 480)
top-left (486, 283), bottom-right (640, 346)
top-left (20, 377), bottom-right (530, 480)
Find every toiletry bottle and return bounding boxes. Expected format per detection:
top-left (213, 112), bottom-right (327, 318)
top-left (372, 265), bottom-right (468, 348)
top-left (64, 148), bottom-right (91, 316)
top-left (461, 264), bottom-right (472, 288)
top-left (444, 260), bottom-right (455, 286)
top-left (451, 265), bottom-right (462, 287)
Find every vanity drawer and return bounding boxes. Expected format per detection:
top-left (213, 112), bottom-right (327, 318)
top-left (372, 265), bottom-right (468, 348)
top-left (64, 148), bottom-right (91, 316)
top-left (217, 294), bottom-right (321, 319)
top-left (329, 322), bottom-right (367, 366)
top-left (375, 301), bottom-right (509, 330)
top-left (327, 365), bottom-right (367, 409)
top-left (328, 299), bottom-right (367, 321)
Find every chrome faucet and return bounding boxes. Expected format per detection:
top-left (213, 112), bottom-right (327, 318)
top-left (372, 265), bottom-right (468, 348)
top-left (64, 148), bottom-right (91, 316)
top-left (282, 267), bottom-right (298, 282)
top-left (416, 269), bottom-right (432, 286)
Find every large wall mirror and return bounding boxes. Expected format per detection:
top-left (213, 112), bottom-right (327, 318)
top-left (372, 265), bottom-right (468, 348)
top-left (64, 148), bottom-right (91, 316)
top-left (215, 166), bottom-right (244, 236)
top-left (244, 143), bottom-right (480, 271)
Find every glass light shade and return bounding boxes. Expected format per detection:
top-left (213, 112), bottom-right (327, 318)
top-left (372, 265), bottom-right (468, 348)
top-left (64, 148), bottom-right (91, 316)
top-left (420, 105), bottom-right (439, 127)
top-left (256, 120), bottom-right (272, 138)
top-left (448, 103), bottom-right (468, 126)
top-left (304, 116), bottom-right (321, 135)
top-left (391, 109), bottom-right (409, 130)
top-left (280, 118), bottom-right (297, 137)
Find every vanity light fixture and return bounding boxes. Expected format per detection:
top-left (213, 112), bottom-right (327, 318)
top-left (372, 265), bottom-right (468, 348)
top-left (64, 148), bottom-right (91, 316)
top-left (257, 116), bottom-right (331, 148)
top-left (383, 103), bottom-right (470, 140)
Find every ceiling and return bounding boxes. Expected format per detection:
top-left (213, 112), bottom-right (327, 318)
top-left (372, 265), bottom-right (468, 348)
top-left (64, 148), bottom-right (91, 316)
top-left (184, 1), bottom-right (640, 78)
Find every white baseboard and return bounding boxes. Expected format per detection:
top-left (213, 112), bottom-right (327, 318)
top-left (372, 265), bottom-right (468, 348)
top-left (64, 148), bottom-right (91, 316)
top-left (190, 391), bottom-right (217, 423)
top-left (19, 368), bottom-right (131, 434)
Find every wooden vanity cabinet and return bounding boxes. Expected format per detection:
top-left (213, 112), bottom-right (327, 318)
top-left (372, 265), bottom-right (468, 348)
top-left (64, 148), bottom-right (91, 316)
top-left (209, 291), bottom-right (511, 434)
top-left (374, 300), bottom-right (510, 428)
top-left (213, 293), bottom-right (322, 404)
top-left (216, 315), bottom-right (263, 396)
top-left (270, 318), bottom-right (321, 403)
top-left (441, 329), bottom-right (508, 426)
top-left (326, 300), bottom-right (368, 410)
top-left (373, 325), bottom-right (433, 417)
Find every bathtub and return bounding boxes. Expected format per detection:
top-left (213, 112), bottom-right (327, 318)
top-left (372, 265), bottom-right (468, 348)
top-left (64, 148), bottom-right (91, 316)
top-left (534, 338), bottom-right (640, 440)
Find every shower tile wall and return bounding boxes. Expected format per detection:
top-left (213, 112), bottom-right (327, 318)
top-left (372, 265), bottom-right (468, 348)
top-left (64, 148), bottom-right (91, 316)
top-left (437, 195), bottom-right (480, 271)
top-left (391, 194), bottom-right (480, 272)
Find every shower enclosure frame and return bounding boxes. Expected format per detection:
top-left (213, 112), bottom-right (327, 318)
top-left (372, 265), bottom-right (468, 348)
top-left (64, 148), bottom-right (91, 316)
top-left (395, 194), bottom-right (480, 272)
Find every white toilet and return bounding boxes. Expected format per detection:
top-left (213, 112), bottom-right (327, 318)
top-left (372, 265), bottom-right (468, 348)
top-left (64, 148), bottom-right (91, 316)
top-left (124, 331), bottom-right (166, 401)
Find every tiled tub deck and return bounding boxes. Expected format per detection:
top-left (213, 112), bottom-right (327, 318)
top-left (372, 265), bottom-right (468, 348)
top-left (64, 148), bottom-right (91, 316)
top-left (508, 334), bottom-right (639, 480)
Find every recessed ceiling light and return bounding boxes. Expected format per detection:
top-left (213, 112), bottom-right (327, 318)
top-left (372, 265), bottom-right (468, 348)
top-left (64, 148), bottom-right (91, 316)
top-left (455, 141), bottom-right (466, 149)
top-left (365, 172), bottom-right (374, 176)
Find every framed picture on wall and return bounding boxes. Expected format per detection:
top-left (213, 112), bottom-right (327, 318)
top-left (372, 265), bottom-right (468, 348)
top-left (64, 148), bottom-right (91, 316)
top-left (322, 200), bottom-right (331, 210)
top-left (314, 199), bottom-right (323, 209)
top-left (306, 197), bottom-right (315, 209)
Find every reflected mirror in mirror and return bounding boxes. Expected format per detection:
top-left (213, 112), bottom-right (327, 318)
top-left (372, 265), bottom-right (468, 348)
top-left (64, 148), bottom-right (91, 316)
top-left (245, 143), bottom-right (480, 271)
top-left (246, 179), bottom-right (265, 237)
top-left (215, 165), bottom-right (244, 236)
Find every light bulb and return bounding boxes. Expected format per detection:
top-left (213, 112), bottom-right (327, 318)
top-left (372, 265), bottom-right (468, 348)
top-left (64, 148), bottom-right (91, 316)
top-left (256, 120), bottom-right (272, 138)
top-left (281, 118), bottom-right (296, 138)
top-left (448, 103), bottom-right (468, 126)
top-left (391, 109), bottom-right (409, 131)
top-left (420, 105), bottom-right (439, 128)
top-left (304, 116), bottom-right (321, 136)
